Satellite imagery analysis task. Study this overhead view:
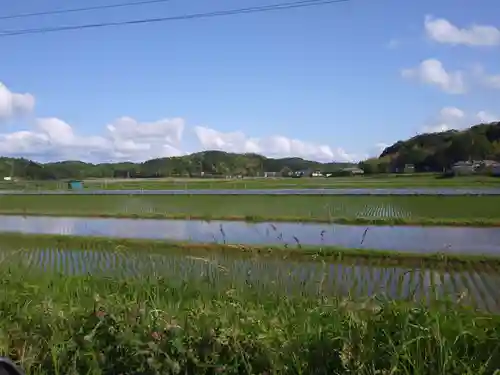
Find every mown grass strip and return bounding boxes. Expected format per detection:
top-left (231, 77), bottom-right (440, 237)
top-left (2, 232), bottom-right (500, 269)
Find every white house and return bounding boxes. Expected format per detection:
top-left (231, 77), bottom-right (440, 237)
top-left (264, 172), bottom-right (279, 178)
top-left (341, 167), bottom-right (365, 176)
top-left (452, 161), bottom-right (475, 175)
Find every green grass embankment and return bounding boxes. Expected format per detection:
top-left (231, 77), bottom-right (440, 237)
top-left (1, 194), bottom-right (500, 226)
top-left (1, 232), bottom-right (500, 269)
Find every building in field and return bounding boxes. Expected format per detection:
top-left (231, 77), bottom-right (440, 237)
top-left (264, 171), bottom-right (279, 178)
top-left (341, 167), bottom-right (365, 176)
top-left (474, 160), bottom-right (500, 175)
top-left (452, 160), bottom-right (500, 176)
top-left (67, 180), bottom-right (84, 190)
top-left (291, 169), bottom-right (313, 177)
top-left (311, 170), bottom-right (323, 177)
top-left (404, 164), bottom-right (415, 173)
top-left (452, 161), bottom-right (475, 175)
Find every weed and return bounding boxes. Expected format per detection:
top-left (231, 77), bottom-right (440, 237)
top-left (0, 264), bottom-right (499, 374)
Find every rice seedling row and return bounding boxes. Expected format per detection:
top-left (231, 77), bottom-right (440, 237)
top-left (3, 246), bottom-right (500, 313)
top-left (2, 195), bottom-right (500, 225)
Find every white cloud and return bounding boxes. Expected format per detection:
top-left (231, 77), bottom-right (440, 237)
top-left (37, 118), bottom-right (76, 144)
top-left (0, 120), bottom-right (362, 163)
top-left (422, 107), bottom-right (497, 133)
top-left (107, 116), bottom-right (184, 145)
top-left (0, 82), bottom-right (35, 120)
top-left (472, 65), bottom-right (500, 90)
top-left (424, 15), bottom-right (500, 46)
top-left (106, 116), bottom-right (185, 160)
top-left (402, 59), bottom-right (466, 94)
top-left (194, 126), bottom-right (360, 162)
top-left (423, 106), bottom-right (466, 133)
top-left (0, 80), bottom-right (364, 163)
top-left (477, 111), bottom-right (499, 123)
top-left (0, 116), bottom-right (185, 162)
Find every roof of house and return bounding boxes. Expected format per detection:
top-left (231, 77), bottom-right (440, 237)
top-left (453, 161), bottom-right (473, 167)
top-left (481, 160), bottom-right (500, 166)
top-left (342, 167), bottom-right (364, 172)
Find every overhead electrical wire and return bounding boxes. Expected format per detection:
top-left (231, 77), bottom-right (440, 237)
top-left (0, 0), bottom-right (175, 21)
top-left (0, 0), bottom-right (349, 38)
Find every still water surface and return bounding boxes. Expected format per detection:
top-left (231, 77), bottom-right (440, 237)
top-left (1, 215), bottom-right (500, 255)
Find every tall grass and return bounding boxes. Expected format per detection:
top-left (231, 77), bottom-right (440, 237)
top-left (1, 262), bottom-right (500, 374)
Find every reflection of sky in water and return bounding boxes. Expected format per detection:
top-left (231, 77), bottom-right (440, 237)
top-left (13, 248), bottom-right (500, 313)
top-left (2, 188), bottom-right (500, 195)
top-left (4, 216), bottom-right (79, 236)
top-left (1, 215), bottom-right (500, 254)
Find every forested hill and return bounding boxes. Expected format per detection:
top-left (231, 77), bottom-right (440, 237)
top-left (361, 122), bottom-right (500, 173)
top-left (0, 151), bottom-right (355, 180)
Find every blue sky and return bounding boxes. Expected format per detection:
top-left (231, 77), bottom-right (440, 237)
top-left (1, 0), bottom-right (499, 163)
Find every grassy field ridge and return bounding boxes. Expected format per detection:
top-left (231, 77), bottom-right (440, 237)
top-left (1, 266), bottom-right (500, 374)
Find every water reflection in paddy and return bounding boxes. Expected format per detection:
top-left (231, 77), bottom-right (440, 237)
top-left (1, 215), bottom-right (500, 255)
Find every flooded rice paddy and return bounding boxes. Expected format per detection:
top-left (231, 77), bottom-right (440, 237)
top-left (2, 194), bottom-right (500, 222)
top-left (3, 247), bottom-right (500, 312)
top-left (118, 198), bottom-right (415, 219)
top-left (2, 215), bottom-right (500, 254)
top-left (1, 188), bottom-right (500, 195)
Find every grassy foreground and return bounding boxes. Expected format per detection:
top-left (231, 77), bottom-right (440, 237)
top-left (1, 266), bottom-right (500, 374)
top-left (2, 194), bottom-right (500, 226)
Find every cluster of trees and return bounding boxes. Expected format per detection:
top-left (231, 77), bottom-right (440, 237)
top-left (5, 121), bottom-right (497, 181)
top-left (0, 151), bottom-right (354, 181)
top-left (360, 122), bottom-right (500, 173)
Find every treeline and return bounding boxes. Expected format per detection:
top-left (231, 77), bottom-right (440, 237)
top-left (0, 151), bottom-right (354, 180)
top-left (360, 122), bottom-right (500, 173)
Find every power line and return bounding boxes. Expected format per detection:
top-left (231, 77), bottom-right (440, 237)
top-left (0, 0), bottom-right (349, 38)
top-left (0, 0), bottom-right (175, 21)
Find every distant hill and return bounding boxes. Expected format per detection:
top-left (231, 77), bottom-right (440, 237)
top-left (360, 122), bottom-right (500, 173)
top-left (0, 151), bottom-right (355, 180)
